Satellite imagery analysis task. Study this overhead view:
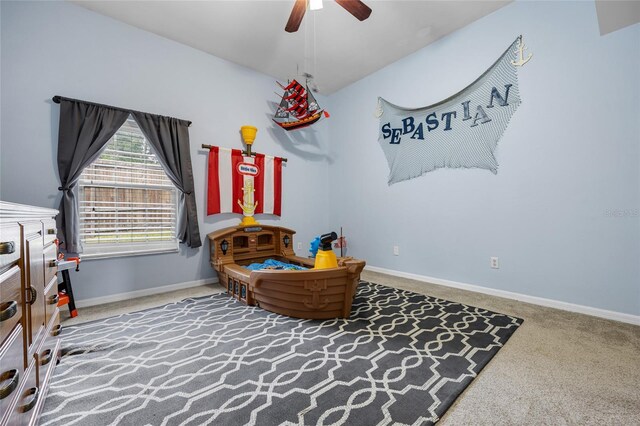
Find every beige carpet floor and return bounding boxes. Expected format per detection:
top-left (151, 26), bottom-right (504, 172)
top-left (60, 271), bottom-right (640, 425)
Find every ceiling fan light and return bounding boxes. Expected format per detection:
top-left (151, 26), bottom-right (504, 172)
top-left (309, 0), bottom-right (323, 11)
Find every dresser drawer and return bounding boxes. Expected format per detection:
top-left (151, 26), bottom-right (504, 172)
top-left (43, 278), bottom-right (58, 332)
top-left (0, 224), bottom-right (21, 271)
top-left (42, 219), bottom-right (57, 247)
top-left (44, 307), bottom-right (61, 354)
top-left (49, 309), bottom-right (61, 339)
top-left (38, 312), bottom-right (61, 393)
top-left (0, 266), bottom-right (22, 345)
top-left (5, 359), bottom-right (38, 426)
top-left (0, 325), bottom-right (25, 420)
top-left (43, 243), bottom-right (58, 288)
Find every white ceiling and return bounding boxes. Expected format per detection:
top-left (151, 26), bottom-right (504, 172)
top-left (73, 0), bottom-right (511, 95)
top-left (595, 0), bottom-right (640, 35)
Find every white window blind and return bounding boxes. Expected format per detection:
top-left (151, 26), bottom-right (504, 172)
top-left (78, 117), bottom-right (178, 258)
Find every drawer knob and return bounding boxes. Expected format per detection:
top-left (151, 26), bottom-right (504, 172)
top-left (48, 294), bottom-right (59, 305)
top-left (47, 229), bottom-right (56, 235)
top-left (48, 260), bottom-right (58, 268)
top-left (40, 349), bottom-right (53, 366)
top-left (0, 301), bottom-right (18, 322)
top-left (27, 287), bottom-right (38, 305)
top-left (0, 369), bottom-right (19, 400)
top-left (52, 324), bottom-right (62, 337)
top-left (18, 387), bottom-right (39, 413)
top-left (0, 241), bottom-right (15, 255)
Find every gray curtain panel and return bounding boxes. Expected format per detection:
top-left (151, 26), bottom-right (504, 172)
top-left (56, 99), bottom-right (129, 253)
top-left (132, 112), bottom-right (202, 249)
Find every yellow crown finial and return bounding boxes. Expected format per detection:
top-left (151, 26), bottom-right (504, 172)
top-left (240, 125), bottom-right (258, 145)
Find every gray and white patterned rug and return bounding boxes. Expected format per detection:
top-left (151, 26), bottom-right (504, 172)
top-left (41, 282), bottom-right (522, 426)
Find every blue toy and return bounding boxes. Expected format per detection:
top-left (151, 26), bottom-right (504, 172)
top-left (309, 236), bottom-right (320, 258)
top-left (245, 259), bottom-right (307, 271)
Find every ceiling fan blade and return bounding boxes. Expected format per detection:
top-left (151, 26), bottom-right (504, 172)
top-left (335, 0), bottom-right (372, 21)
top-left (285, 0), bottom-right (307, 33)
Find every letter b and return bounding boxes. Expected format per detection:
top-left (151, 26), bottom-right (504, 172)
top-left (402, 117), bottom-right (415, 135)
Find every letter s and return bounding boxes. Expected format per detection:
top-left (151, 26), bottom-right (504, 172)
top-left (382, 122), bottom-right (391, 139)
top-left (426, 113), bottom-right (439, 131)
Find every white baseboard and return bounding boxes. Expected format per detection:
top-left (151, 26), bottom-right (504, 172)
top-left (364, 265), bottom-right (640, 326)
top-left (75, 277), bottom-right (219, 309)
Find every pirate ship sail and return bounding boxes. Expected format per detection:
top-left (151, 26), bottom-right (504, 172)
top-left (273, 79), bottom-right (329, 131)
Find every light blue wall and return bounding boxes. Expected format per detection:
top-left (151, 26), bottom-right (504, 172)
top-left (326, 1), bottom-right (640, 315)
top-left (0, 1), bottom-right (331, 300)
top-left (2, 1), bottom-right (638, 316)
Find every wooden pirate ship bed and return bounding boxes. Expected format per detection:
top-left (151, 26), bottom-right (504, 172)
top-left (207, 225), bottom-right (365, 319)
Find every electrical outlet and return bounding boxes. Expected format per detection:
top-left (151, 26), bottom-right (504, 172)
top-left (297, 242), bottom-right (302, 250)
top-left (490, 257), bottom-right (499, 269)
top-left (393, 245), bottom-right (400, 256)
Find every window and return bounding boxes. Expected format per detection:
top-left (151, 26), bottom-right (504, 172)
top-left (78, 117), bottom-right (178, 258)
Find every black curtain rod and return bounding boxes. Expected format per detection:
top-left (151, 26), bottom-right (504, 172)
top-left (201, 144), bottom-right (288, 162)
top-left (52, 95), bottom-right (192, 127)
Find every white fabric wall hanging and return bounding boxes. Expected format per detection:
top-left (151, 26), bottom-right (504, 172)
top-left (378, 36), bottom-right (527, 185)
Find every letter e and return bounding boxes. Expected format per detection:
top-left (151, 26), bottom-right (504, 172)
top-left (390, 128), bottom-right (402, 144)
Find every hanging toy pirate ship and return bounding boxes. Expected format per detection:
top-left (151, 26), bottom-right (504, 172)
top-left (273, 79), bottom-right (329, 131)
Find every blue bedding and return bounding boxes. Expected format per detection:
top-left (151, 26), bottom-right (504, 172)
top-left (244, 259), bottom-right (307, 271)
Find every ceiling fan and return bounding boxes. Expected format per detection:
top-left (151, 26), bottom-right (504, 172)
top-left (285, 0), bottom-right (372, 33)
